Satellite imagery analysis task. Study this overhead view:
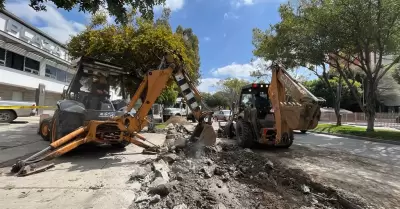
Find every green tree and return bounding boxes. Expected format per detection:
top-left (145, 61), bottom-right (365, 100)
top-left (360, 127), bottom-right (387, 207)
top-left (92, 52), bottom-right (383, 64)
top-left (304, 78), bottom-right (362, 112)
top-left (67, 10), bottom-right (200, 100)
top-left (253, 0), bottom-right (400, 131)
top-left (1, 0), bottom-right (166, 24)
top-left (217, 78), bottom-right (251, 110)
top-left (201, 92), bottom-right (229, 108)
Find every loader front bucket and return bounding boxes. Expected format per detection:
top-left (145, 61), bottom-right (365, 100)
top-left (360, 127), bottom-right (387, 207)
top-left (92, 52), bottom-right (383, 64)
top-left (191, 123), bottom-right (217, 146)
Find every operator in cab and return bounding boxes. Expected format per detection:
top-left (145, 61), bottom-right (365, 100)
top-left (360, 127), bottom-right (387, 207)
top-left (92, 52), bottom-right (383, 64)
top-left (90, 72), bottom-right (109, 110)
top-left (254, 92), bottom-right (270, 109)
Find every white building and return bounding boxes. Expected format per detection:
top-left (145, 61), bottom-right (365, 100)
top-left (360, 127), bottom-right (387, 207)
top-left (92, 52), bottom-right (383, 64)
top-left (0, 10), bottom-right (74, 106)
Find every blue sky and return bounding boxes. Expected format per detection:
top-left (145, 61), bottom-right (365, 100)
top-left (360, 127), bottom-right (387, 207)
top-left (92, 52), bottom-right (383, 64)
top-left (6, 0), bottom-right (313, 92)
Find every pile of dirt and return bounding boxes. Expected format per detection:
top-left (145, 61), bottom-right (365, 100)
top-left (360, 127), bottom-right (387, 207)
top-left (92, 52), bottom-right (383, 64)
top-left (128, 138), bottom-right (368, 209)
top-left (165, 116), bottom-right (192, 126)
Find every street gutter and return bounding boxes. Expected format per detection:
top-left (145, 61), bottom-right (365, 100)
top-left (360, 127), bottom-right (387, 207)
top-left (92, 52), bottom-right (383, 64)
top-left (309, 130), bottom-right (400, 145)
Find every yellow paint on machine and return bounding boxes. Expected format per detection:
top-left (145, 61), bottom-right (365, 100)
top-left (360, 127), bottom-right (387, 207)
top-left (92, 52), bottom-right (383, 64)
top-left (0, 106), bottom-right (56, 109)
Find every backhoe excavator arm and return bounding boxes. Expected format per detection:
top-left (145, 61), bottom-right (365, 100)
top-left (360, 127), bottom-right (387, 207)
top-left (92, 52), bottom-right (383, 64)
top-left (268, 63), bottom-right (324, 144)
top-left (115, 54), bottom-right (216, 145)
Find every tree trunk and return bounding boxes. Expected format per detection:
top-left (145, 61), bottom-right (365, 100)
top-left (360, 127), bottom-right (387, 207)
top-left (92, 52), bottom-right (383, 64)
top-left (365, 80), bottom-right (377, 132)
top-left (335, 75), bottom-right (343, 126)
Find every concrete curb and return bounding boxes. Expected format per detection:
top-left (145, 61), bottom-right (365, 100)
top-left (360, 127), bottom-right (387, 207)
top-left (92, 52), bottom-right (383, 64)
top-left (309, 130), bottom-right (400, 145)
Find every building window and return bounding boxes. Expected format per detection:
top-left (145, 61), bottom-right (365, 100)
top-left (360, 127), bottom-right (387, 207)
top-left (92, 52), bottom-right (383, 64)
top-left (6, 51), bottom-right (24, 71)
top-left (56, 68), bottom-right (66, 82)
top-left (0, 48), bottom-right (5, 66)
top-left (46, 64), bottom-right (71, 82)
top-left (24, 57), bottom-right (40, 75)
top-left (45, 65), bottom-right (57, 79)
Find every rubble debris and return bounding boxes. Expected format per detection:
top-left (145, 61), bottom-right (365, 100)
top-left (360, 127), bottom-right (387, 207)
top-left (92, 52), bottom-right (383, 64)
top-left (152, 159), bottom-right (170, 182)
top-left (149, 195), bottom-right (161, 204)
top-left (172, 204), bottom-right (188, 209)
top-left (301, 184), bottom-right (311, 194)
top-left (148, 184), bottom-right (170, 196)
top-left (128, 165), bottom-right (150, 182)
top-left (162, 153), bottom-right (179, 164)
top-left (135, 194), bottom-right (151, 203)
top-left (201, 166), bottom-right (214, 178)
top-left (129, 141), bottom-right (368, 209)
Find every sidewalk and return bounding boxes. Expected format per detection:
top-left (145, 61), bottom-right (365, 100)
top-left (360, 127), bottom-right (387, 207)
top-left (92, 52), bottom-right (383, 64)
top-left (0, 117), bottom-right (48, 166)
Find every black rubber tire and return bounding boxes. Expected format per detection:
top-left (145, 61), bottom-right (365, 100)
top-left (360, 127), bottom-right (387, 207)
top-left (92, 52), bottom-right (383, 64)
top-left (0, 110), bottom-right (16, 123)
top-left (280, 131), bottom-right (294, 149)
top-left (50, 110), bottom-right (61, 142)
top-left (300, 130), bottom-right (307, 134)
top-left (39, 119), bottom-right (51, 141)
top-left (236, 119), bottom-right (254, 148)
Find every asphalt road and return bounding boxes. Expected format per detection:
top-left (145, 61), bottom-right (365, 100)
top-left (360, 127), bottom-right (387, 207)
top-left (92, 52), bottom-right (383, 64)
top-left (294, 132), bottom-right (400, 166)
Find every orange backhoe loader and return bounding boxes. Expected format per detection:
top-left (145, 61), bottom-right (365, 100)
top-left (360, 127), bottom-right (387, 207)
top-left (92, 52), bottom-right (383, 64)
top-left (221, 62), bottom-right (325, 148)
top-left (10, 54), bottom-right (216, 176)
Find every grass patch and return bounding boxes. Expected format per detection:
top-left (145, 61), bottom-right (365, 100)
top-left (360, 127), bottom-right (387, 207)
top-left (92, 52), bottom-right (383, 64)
top-left (313, 124), bottom-right (400, 141)
top-left (155, 123), bottom-right (167, 129)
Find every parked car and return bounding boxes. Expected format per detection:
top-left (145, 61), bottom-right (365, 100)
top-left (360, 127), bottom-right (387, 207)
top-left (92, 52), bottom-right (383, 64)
top-left (118, 106), bottom-right (154, 130)
top-left (214, 110), bottom-right (232, 121)
top-left (0, 100), bottom-right (37, 123)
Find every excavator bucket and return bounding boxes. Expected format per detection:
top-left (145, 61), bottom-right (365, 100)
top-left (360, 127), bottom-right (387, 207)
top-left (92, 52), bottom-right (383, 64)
top-left (191, 122), bottom-right (217, 146)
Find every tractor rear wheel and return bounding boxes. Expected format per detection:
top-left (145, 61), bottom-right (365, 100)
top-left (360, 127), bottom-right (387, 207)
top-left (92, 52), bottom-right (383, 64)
top-left (279, 131), bottom-right (294, 148)
top-left (50, 110), bottom-right (61, 142)
top-left (236, 119), bottom-right (254, 148)
top-left (39, 119), bottom-right (51, 141)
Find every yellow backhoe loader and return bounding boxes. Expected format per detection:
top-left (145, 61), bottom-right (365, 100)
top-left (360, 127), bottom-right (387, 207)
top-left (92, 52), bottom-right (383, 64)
top-left (221, 62), bottom-right (325, 148)
top-left (11, 54), bottom-right (216, 176)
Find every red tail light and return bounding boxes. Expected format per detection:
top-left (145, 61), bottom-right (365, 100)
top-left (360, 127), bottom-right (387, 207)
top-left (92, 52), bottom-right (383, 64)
top-left (252, 83), bottom-right (258, 88)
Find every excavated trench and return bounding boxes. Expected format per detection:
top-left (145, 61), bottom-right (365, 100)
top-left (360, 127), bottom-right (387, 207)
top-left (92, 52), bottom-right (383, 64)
top-left (127, 128), bottom-right (368, 209)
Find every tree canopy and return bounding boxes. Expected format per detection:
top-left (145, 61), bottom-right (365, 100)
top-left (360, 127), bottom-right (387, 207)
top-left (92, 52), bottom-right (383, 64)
top-left (67, 10), bottom-right (201, 101)
top-left (252, 0), bottom-right (400, 131)
top-left (1, 0), bottom-right (166, 24)
top-left (217, 78), bottom-right (251, 108)
top-left (201, 92), bottom-right (229, 109)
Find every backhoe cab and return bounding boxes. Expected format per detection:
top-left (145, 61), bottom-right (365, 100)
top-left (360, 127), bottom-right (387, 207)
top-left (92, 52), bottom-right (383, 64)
top-left (38, 56), bottom-right (130, 148)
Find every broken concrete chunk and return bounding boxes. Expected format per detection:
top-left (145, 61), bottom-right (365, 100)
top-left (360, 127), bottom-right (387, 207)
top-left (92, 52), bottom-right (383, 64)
top-left (162, 153), bottom-right (179, 163)
top-left (150, 177), bottom-right (168, 188)
top-left (149, 194), bottom-right (161, 204)
top-left (265, 160), bottom-right (274, 170)
top-left (129, 165), bottom-right (149, 182)
top-left (148, 184), bottom-right (170, 196)
top-left (173, 204), bottom-right (188, 209)
top-left (205, 159), bottom-right (213, 166)
top-left (167, 129), bottom-right (178, 134)
top-left (243, 148), bottom-right (253, 152)
top-left (301, 184), bottom-right (311, 194)
top-left (171, 164), bottom-right (189, 174)
top-left (174, 137), bottom-right (187, 148)
top-left (166, 134), bottom-right (178, 139)
top-left (201, 166), bottom-right (213, 178)
top-left (214, 167), bottom-right (225, 176)
top-left (135, 194), bottom-right (151, 203)
top-left (166, 123), bottom-right (175, 130)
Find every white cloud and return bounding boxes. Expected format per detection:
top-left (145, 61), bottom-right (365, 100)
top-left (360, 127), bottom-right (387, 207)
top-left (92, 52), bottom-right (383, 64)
top-left (6, 1), bottom-right (86, 43)
top-left (204, 37), bottom-right (211, 41)
top-left (223, 12), bottom-right (239, 20)
top-left (211, 58), bottom-right (271, 79)
top-left (231, 0), bottom-right (261, 8)
top-left (154, 0), bottom-right (185, 12)
top-left (197, 78), bottom-right (220, 93)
